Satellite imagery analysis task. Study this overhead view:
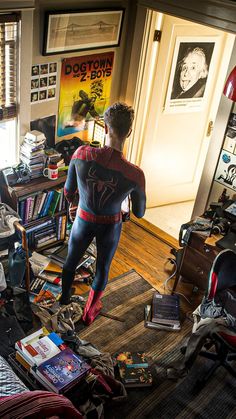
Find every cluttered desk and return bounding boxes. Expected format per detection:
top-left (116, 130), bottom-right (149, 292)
top-left (172, 199), bottom-right (236, 293)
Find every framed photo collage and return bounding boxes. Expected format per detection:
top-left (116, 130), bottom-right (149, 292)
top-left (31, 62), bottom-right (57, 104)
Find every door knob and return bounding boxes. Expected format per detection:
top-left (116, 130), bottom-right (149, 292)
top-left (206, 120), bottom-right (213, 137)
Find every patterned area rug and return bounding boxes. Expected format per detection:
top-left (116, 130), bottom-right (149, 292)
top-left (79, 270), bottom-right (236, 419)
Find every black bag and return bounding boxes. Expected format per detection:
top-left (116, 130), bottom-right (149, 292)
top-left (4, 286), bottom-right (33, 333)
top-left (55, 137), bottom-right (84, 165)
top-left (8, 246), bottom-right (26, 287)
top-left (0, 313), bottom-right (25, 357)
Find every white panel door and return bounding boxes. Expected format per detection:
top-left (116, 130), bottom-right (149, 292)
top-left (136, 14), bottom-right (234, 207)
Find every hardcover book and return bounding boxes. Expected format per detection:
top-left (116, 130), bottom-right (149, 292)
top-left (152, 292), bottom-right (180, 326)
top-left (35, 347), bottom-right (91, 393)
top-left (15, 351), bottom-right (31, 371)
top-left (114, 351), bottom-right (149, 368)
top-left (15, 327), bottom-right (49, 351)
top-left (41, 190), bottom-right (55, 218)
top-left (22, 335), bottom-right (61, 366)
top-left (48, 189), bottom-right (61, 216)
top-left (113, 351), bottom-right (153, 388)
top-left (15, 329), bottom-right (65, 367)
top-left (144, 305), bottom-right (181, 332)
top-left (32, 192), bottom-right (44, 220)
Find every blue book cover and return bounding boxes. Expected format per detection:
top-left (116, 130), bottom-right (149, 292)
top-left (41, 190), bottom-right (55, 218)
top-left (18, 199), bottom-right (26, 223)
top-left (36, 347), bottom-right (91, 393)
top-left (48, 332), bottom-right (64, 347)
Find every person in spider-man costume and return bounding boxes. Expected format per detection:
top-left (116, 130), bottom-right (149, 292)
top-left (60, 102), bottom-right (146, 325)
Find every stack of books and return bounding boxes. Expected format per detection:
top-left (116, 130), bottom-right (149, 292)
top-left (144, 292), bottom-right (181, 332)
top-left (15, 328), bottom-right (64, 369)
top-left (48, 242), bottom-right (96, 283)
top-left (29, 258), bottom-right (62, 306)
top-left (49, 243), bottom-right (95, 269)
top-left (113, 351), bottom-right (153, 388)
top-left (44, 148), bottom-right (65, 170)
top-left (29, 243), bottom-right (96, 305)
top-left (18, 187), bottom-right (67, 249)
top-left (14, 328), bottom-right (91, 394)
top-left (18, 187), bottom-right (65, 224)
top-left (20, 130), bottom-right (46, 179)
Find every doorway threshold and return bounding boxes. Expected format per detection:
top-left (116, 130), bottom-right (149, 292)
top-left (130, 215), bottom-right (179, 249)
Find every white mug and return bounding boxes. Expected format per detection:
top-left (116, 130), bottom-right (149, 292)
top-left (43, 165), bottom-right (58, 180)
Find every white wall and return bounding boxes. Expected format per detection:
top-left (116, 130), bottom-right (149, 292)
top-left (28, 0), bottom-right (132, 142)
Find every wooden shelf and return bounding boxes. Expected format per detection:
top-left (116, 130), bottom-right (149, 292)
top-left (24, 210), bottom-right (67, 229)
top-left (7, 172), bottom-right (67, 199)
top-left (0, 171), bottom-right (68, 252)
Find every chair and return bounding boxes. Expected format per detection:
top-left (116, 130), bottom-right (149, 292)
top-left (185, 249), bottom-right (236, 391)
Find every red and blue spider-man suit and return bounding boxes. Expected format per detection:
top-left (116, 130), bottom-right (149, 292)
top-left (61, 144), bottom-right (146, 324)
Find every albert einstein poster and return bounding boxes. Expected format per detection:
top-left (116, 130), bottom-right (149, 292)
top-left (164, 37), bottom-right (216, 113)
top-left (58, 52), bottom-right (114, 137)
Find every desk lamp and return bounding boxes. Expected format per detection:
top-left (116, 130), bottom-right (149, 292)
top-left (92, 119), bottom-right (105, 146)
top-left (223, 66), bottom-right (236, 102)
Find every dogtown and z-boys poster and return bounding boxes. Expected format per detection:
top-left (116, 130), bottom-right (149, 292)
top-left (58, 52), bottom-right (114, 137)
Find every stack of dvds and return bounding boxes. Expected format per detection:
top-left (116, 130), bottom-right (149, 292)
top-left (20, 130), bottom-right (46, 179)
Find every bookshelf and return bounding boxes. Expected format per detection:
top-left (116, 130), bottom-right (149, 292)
top-left (0, 172), bottom-right (68, 251)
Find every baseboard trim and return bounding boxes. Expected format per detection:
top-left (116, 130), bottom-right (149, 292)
top-left (130, 215), bottom-right (179, 249)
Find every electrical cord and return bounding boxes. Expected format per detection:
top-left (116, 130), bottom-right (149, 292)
top-left (163, 257), bottom-right (192, 305)
top-left (163, 258), bottom-right (177, 289)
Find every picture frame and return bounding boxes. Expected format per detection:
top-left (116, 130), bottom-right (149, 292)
top-left (43, 9), bottom-right (124, 56)
top-left (30, 62), bottom-right (57, 104)
top-left (164, 36), bottom-right (217, 113)
top-left (215, 150), bottom-right (236, 191)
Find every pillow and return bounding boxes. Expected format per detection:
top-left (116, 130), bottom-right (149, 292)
top-left (0, 390), bottom-right (82, 419)
top-left (0, 356), bottom-right (29, 396)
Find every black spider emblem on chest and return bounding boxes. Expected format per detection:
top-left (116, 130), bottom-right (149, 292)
top-left (86, 167), bottom-right (118, 209)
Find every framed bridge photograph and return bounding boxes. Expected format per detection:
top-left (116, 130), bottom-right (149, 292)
top-left (43, 9), bottom-right (124, 55)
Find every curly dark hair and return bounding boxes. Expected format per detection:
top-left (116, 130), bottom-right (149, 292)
top-left (104, 102), bottom-right (134, 138)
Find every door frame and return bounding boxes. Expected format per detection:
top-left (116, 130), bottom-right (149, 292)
top-left (125, 0), bottom-right (236, 245)
top-left (137, 0), bottom-right (236, 34)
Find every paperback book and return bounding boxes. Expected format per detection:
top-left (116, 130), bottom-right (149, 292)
top-left (33, 347), bottom-right (91, 394)
top-left (113, 351), bottom-right (153, 388)
top-left (152, 292), bottom-right (180, 326)
top-left (37, 269), bottom-right (61, 285)
top-left (29, 279), bottom-right (62, 305)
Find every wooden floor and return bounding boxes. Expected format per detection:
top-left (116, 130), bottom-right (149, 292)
top-left (75, 221), bottom-right (202, 312)
top-left (110, 221), bottom-right (174, 291)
